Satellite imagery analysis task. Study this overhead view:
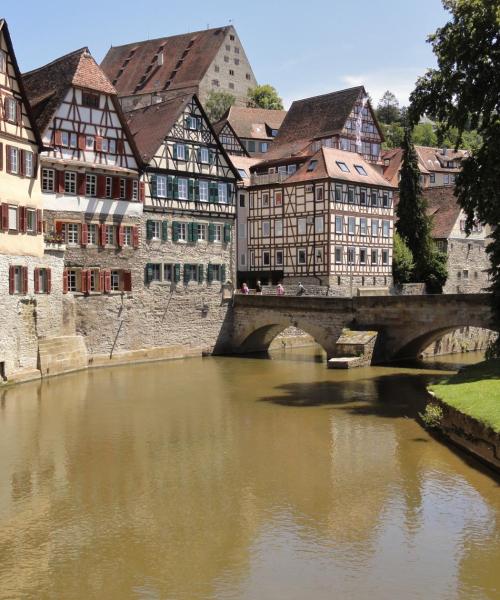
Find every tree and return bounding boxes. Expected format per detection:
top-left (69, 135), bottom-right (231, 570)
top-left (381, 122), bottom-right (405, 149)
top-left (247, 84), bottom-right (284, 110)
top-left (393, 232), bottom-right (415, 284)
top-left (409, 0), bottom-right (500, 355)
top-left (412, 123), bottom-right (437, 147)
top-left (377, 90), bottom-right (400, 124)
top-left (396, 127), bottom-right (448, 291)
top-left (205, 90), bottom-right (236, 122)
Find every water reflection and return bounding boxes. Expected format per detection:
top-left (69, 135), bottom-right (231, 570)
top-left (0, 349), bottom-right (498, 600)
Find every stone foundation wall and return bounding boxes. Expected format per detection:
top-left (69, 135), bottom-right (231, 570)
top-left (444, 238), bottom-right (490, 294)
top-left (422, 327), bottom-right (496, 357)
top-left (260, 274), bottom-right (392, 298)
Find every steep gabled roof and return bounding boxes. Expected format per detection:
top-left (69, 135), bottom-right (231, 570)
top-left (126, 91), bottom-right (240, 179)
top-left (424, 186), bottom-right (462, 239)
top-left (416, 146), bottom-right (468, 173)
top-left (212, 119), bottom-right (249, 157)
top-left (23, 47), bottom-right (116, 133)
top-left (0, 19), bottom-right (43, 148)
top-left (101, 27), bottom-right (231, 98)
top-left (216, 106), bottom-right (287, 140)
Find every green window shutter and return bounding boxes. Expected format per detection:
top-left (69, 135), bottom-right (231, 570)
top-left (210, 182), bottom-right (218, 203)
top-left (150, 175), bottom-right (157, 197)
top-left (190, 222), bottom-right (198, 243)
top-left (188, 178), bottom-right (195, 201)
top-left (167, 175), bottom-right (174, 198)
top-left (146, 263), bottom-right (153, 283)
top-left (227, 183), bottom-right (232, 204)
top-left (209, 149), bottom-right (216, 165)
top-left (174, 263), bottom-right (181, 282)
top-left (207, 264), bottom-right (213, 283)
top-left (220, 264), bottom-right (226, 283)
top-left (197, 264), bottom-right (204, 283)
top-left (172, 144), bottom-right (178, 159)
top-left (161, 220), bottom-right (168, 242)
top-left (208, 222), bottom-right (215, 242)
top-left (184, 265), bottom-right (190, 284)
top-left (146, 220), bottom-right (154, 240)
top-left (172, 221), bottom-right (179, 242)
top-left (173, 177), bottom-right (179, 199)
top-left (224, 223), bottom-right (231, 243)
top-left (194, 179), bottom-right (200, 201)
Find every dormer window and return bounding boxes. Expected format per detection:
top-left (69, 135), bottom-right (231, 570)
top-left (336, 161), bottom-right (350, 173)
top-left (354, 165), bottom-right (367, 176)
top-left (82, 91), bottom-right (99, 108)
top-left (307, 160), bottom-right (318, 172)
top-left (271, 129), bottom-right (278, 137)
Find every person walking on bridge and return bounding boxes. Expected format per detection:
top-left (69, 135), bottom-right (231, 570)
top-left (276, 283), bottom-right (285, 296)
top-left (297, 282), bottom-right (306, 296)
top-left (256, 280), bottom-right (263, 295)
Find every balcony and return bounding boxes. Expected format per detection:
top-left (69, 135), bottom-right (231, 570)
top-left (250, 172), bottom-right (289, 186)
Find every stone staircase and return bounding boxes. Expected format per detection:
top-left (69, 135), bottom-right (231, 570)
top-left (38, 336), bottom-right (88, 378)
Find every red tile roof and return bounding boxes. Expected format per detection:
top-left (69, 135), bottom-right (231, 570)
top-left (101, 27), bottom-right (231, 98)
top-left (216, 106), bottom-right (287, 140)
top-left (424, 186), bottom-right (462, 238)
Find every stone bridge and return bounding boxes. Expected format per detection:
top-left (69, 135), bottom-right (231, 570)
top-left (230, 294), bottom-right (494, 362)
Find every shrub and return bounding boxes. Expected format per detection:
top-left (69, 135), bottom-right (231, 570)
top-left (419, 402), bottom-right (444, 428)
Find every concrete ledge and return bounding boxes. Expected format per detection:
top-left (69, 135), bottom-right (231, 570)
top-left (328, 357), bottom-right (365, 369)
top-left (0, 368), bottom-right (41, 386)
top-left (89, 344), bottom-right (208, 369)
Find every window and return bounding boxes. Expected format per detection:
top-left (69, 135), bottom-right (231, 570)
top-left (335, 186), bottom-right (342, 201)
top-left (119, 178), bottom-right (126, 200)
top-left (371, 191), bottom-right (378, 206)
top-left (108, 139), bottom-right (117, 154)
top-left (65, 171), bottom-right (77, 194)
top-left (247, 140), bottom-right (256, 153)
top-left (86, 174), bottom-right (97, 197)
top-left (360, 218), bottom-right (367, 236)
top-left (42, 168), bottom-right (55, 192)
top-left (23, 152), bottom-right (33, 177)
top-left (262, 193), bottom-right (270, 207)
top-left (360, 248), bottom-right (367, 264)
top-left (382, 220), bottom-right (390, 237)
top-left (27, 209), bottom-right (36, 233)
top-left (276, 250), bottom-right (284, 266)
top-left (122, 226), bottom-right (132, 247)
top-left (229, 69), bottom-right (235, 76)
top-left (335, 247), bottom-right (342, 264)
top-left (287, 164), bottom-right (296, 174)
top-left (0, 50), bottom-right (6, 73)
top-left (9, 146), bottom-right (19, 174)
top-left (82, 91), bottom-right (99, 107)
top-left (186, 116), bottom-right (199, 130)
top-left (178, 178), bottom-right (188, 200)
top-left (105, 177), bottom-right (112, 198)
top-left (132, 180), bottom-right (139, 201)
top-left (371, 219), bottom-right (379, 237)
top-left (275, 219), bottom-right (283, 236)
top-left (336, 161), bottom-right (350, 173)
top-left (197, 180), bottom-right (208, 202)
top-left (101, 138), bottom-right (109, 153)
top-left (10, 266), bottom-right (25, 294)
top-left (262, 221), bottom-right (270, 237)
top-left (371, 249), bottom-right (378, 264)
top-left (35, 268), bottom-right (50, 294)
top-left (178, 222), bottom-right (187, 241)
top-left (147, 263), bottom-right (162, 283)
top-left (225, 44), bottom-right (231, 51)
top-left (110, 270), bottom-right (120, 291)
top-left (262, 251), bottom-right (270, 266)
top-left (156, 175), bottom-right (167, 198)
top-left (335, 216), bottom-right (343, 234)
top-left (348, 188), bottom-right (354, 203)
top-left (347, 247), bottom-right (355, 264)
top-left (278, 165), bottom-right (287, 176)
top-left (354, 165), bottom-right (367, 176)
top-left (382, 193), bottom-right (389, 208)
top-left (430, 173), bottom-right (436, 184)
top-left (298, 218), bottom-right (306, 235)
top-left (463, 269), bottom-right (469, 279)
top-left (230, 34), bottom-right (235, 41)
top-left (88, 224), bottom-right (98, 245)
top-left (66, 223), bottom-right (79, 245)
top-left (360, 189), bottom-right (367, 205)
top-left (214, 65), bottom-right (220, 73)
top-left (348, 217), bottom-right (355, 235)
top-left (315, 248), bottom-right (324, 263)
top-left (85, 136), bottom-right (95, 150)
top-left (239, 193), bottom-right (245, 207)
top-left (260, 142), bottom-right (268, 153)
top-left (8, 206), bottom-right (17, 231)
top-left (197, 224), bottom-right (207, 241)
top-left (443, 174), bottom-right (450, 185)
top-left (246, 73), bottom-right (251, 80)
top-left (105, 224), bottom-right (115, 246)
top-left (200, 147), bottom-right (209, 163)
top-left (5, 98), bottom-right (17, 122)
top-left (218, 182), bottom-right (228, 203)
top-left (297, 249), bottom-right (307, 265)
top-left (234, 46), bottom-right (240, 54)
top-left (214, 224), bottom-right (222, 242)
top-left (163, 264), bottom-right (173, 282)
top-left (237, 169), bottom-right (247, 180)
top-left (150, 221), bottom-right (161, 240)
top-left (315, 215), bottom-right (324, 233)
top-left (67, 269), bottom-right (78, 292)
top-left (176, 143), bottom-right (186, 160)
top-left (307, 160), bottom-right (318, 172)
top-left (224, 55), bottom-right (229, 63)
top-left (316, 186), bottom-right (324, 201)
top-left (275, 191), bottom-right (283, 206)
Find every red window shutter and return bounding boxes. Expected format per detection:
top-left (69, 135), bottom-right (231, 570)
top-left (19, 206), bottom-right (26, 233)
top-left (98, 270), bottom-right (104, 292)
top-left (112, 177), bottom-right (120, 199)
top-left (55, 221), bottom-right (64, 236)
top-left (80, 269), bottom-right (88, 294)
top-left (19, 150), bottom-right (25, 176)
top-left (16, 101), bottom-right (21, 126)
top-left (54, 130), bottom-right (63, 146)
top-left (132, 226), bottom-right (139, 248)
top-left (95, 136), bottom-right (103, 152)
top-left (57, 170), bottom-right (65, 193)
top-left (22, 266), bottom-right (28, 295)
top-left (87, 270), bottom-right (92, 293)
top-left (5, 145), bottom-right (11, 173)
top-left (99, 224), bottom-right (106, 246)
top-left (77, 173), bottom-right (86, 196)
top-left (78, 134), bottom-right (86, 150)
top-left (117, 225), bottom-right (124, 247)
top-left (32, 153), bottom-right (38, 178)
top-left (104, 270), bottom-right (111, 292)
top-left (0, 142), bottom-right (3, 171)
top-left (46, 268), bottom-right (52, 294)
top-left (81, 223), bottom-right (88, 246)
top-left (36, 209), bottom-right (43, 234)
top-left (126, 179), bottom-right (133, 201)
top-left (1, 203), bottom-right (9, 231)
top-left (139, 181), bottom-right (145, 203)
top-left (63, 269), bottom-right (69, 294)
top-left (123, 270), bottom-right (132, 291)
top-left (34, 268), bottom-right (39, 293)
top-left (117, 139), bottom-right (124, 155)
top-left (97, 175), bottom-right (106, 198)
top-left (8, 266), bottom-right (15, 294)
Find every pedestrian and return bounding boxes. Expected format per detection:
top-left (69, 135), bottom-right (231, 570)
top-left (297, 282), bottom-right (306, 296)
top-left (241, 282), bottom-right (249, 295)
top-left (255, 280), bottom-right (263, 295)
top-left (276, 283), bottom-right (285, 296)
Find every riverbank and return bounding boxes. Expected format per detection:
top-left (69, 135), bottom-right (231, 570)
top-left (428, 359), bottom-right (500, 472)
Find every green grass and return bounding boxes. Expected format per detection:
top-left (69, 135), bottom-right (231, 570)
top-left (430, 359), bottom-right (500, 432)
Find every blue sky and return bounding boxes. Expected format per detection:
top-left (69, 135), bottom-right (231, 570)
top-left (4, 0), bottom-right (448, 108)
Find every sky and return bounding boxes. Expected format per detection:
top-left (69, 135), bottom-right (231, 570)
top-left (3, 0), bottom-right (449, 109)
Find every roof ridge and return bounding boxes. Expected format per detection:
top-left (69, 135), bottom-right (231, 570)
top-left (107, 26), bottom-right (231, 51)
top-left (290, 85), bottom-right (365, 106)
top-left (23, 47), bottom-right (90, 77)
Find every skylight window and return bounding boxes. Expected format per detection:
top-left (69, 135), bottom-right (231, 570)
top-left (307, 160), bottom-right (318, 172)
top-left (354, 165), bottom-right (368, 176)
top-left (336, 161), bottom-right (350, 173)
top-left (237, 169), bottom-right (248, 178)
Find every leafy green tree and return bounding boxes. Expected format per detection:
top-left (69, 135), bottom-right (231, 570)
top-left (412, 123), bottom-right (438, 147)
top-left (381, 122), bottom-right (405, 149)
top-left (247, 84), bottom-right (284, 110)
top-left (409, 0), bottom-right (500, 355)
top-left (393, 232), bottom-right (415, 284)
top-left (205, 90), bottom-right (236, 122)
top-left (377, 90), bottom-right (400, 124)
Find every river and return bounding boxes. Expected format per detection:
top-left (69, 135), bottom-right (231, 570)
top-left (0, 348), bottom-right (498, 600)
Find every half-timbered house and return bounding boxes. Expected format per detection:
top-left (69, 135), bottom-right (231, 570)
top-left (213, 118), bottom-right (248, 157)
top-left (0, 19), bottom-right (68, 382)
top-left (23, 48), bottom-right (143, 300)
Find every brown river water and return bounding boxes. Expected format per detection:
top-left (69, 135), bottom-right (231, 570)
top-left (0, 348), bottom-right (498, 600)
